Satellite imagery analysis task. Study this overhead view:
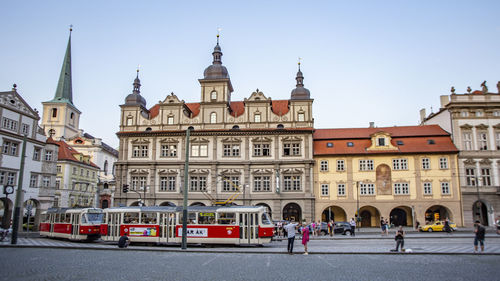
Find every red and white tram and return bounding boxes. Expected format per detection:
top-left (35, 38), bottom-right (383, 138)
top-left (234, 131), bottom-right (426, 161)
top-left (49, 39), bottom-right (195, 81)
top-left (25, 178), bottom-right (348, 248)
top-left (39, 208), bottom-right (103, 241)
top-left (100, 206), bottom-right (274, 245)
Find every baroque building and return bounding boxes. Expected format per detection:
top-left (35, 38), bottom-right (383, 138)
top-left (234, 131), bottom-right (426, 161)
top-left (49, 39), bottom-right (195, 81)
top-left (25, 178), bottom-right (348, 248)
top-left (313, 125), bottom-right (463, 227)
top-left (40, 28), bottom-right (118, 207)
top-left (0, 85), bottom-right (58, 230)
top-left (421, 81), bottom-right (500, 227)
top-left (115, 37), bottom-right (315, 221)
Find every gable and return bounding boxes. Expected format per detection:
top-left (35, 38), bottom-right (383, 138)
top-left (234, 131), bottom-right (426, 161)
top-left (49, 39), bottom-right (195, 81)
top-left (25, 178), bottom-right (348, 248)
top-left (0, 91), bottom-right (39, 120)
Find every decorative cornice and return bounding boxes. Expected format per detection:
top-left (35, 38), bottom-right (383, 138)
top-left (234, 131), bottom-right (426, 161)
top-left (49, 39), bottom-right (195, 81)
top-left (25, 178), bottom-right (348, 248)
top-left (459, 124), bottom-right (473, 130)
top-left (131, 138), bottom-right (150, 144)
top-left (251, 169), bottom-right (273, 175)
top-left (475, 124), bottom-right (489, 130)
top-left (221, 137), bottom-right (242, 143)
top-left (159, 137), bottom-right (179, 144)
top-left (130, 169), bottom-right (149, 174)
top-left (158, 169), bottom-right (178, 174)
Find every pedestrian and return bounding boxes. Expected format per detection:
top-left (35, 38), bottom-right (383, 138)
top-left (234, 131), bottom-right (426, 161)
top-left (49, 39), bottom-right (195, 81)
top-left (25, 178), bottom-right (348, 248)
top-left (311, 221), bottom-right (316, 236)
top-left (284, 221), bottom-right (298, 255)
top-left (385, 218), bottom-right (390, 235)
top-left (474, 220), bottom-right (486, 253)
top-left (380, 217), bottom-right (386, 236)
top-left (391, 226), bottom-right (405, 252)
top-left (118, 233), bottom-right (130, 248)
top-left (301, 222), bottom-right (310, 255)
top-left (415, 220), bottom-right (420, 230)
top-left (495, 216), bottom-right (500, 235)
top-left (349, 218), bottom-right (356, 237)
top-left (328, 221), bottom-right (332, 236)
top-left (444, 218), bottom-right (452, 234)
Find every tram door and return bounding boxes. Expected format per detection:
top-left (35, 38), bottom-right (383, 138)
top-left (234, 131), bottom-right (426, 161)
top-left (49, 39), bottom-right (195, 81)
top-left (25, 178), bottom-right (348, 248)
top-left (50, 214), bottom-right (55, 234)
top-left (239, 212), bottom-right (259, 244)
top-left (71, 214), bottom-right (80, 238)
top-left (108, 213), bottom-right (121, 241)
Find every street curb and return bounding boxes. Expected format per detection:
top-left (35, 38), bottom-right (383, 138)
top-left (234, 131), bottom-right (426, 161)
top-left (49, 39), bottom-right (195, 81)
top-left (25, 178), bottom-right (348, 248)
top-left (273, 236), bottom-right (500, 241)
top-left (1, 245), bottom-right (499, 256)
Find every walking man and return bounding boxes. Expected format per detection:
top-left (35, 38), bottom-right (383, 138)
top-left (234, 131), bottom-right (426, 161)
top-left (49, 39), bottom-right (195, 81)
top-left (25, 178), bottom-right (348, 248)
top-left (349, 218), bottom-right (356, 237)
top-left (284, 221), bottom-right (298, 255)
top-left (474, 220), bottom-right (486, 253)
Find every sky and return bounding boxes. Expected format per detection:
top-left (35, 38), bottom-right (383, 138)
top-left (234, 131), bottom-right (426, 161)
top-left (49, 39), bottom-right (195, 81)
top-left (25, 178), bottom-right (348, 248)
top-left (1, 1), bottom-right (499, 148)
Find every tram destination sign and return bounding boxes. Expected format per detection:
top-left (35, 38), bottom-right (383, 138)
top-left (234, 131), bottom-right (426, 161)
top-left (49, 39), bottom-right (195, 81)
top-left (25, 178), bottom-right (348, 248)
top-left (178, 228), bottom-right (208, 237)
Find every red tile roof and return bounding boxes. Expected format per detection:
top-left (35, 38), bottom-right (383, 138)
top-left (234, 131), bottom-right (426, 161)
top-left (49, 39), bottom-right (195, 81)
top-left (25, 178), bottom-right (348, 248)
top-left (52, 140), bottom-right (100, 169)
top-left (271, 100), bottom-right (289, 116)
top-left (117, 127), bottom-right (314, 136)
top-left (314, 125), bottom-right (458, 155)
top-left (229, 101), bottom-right (245, 117)
top-left (185, 103), bottom-right (200, 117)
top-left (149, 104), bottom-right (160, 118)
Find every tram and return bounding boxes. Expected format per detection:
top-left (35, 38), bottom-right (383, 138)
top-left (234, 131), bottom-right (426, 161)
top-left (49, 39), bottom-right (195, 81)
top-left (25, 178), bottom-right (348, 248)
top-left (39, 208), bottom-right (104, 241)
top-left (100, 205), bottom-right (274, 245)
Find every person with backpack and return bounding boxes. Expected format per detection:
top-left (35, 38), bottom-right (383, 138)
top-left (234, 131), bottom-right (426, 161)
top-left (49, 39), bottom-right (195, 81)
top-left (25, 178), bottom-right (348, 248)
top-left (474, 220), bottom-right (486, 253)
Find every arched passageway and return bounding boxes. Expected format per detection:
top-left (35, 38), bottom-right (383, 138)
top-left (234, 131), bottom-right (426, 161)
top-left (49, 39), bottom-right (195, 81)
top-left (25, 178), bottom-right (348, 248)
top-left (425, 205), bottom-right (453, 223)
top-left (321, 206), bottom-right (347, 222)
top-left (359, 205), bottom-right (381, 227)
top-left (256, 203), bottom-right (272, 218)
top-left (160, 201), bottom-right (176, 207)
top-left (390, 206), bottom-right (413, 227)
top-left (283, 203), bottom-right (302, 222)
top-left (472, 201), bottom-right (489, 226)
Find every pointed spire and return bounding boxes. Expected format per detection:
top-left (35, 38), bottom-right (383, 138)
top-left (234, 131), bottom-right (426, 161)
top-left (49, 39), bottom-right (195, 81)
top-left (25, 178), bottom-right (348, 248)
top-left (296, 58), bottom-right (304, 87)
top-left (53, 26), bottom-right (73, 104)
top-left (133, 66), bottom-right (141, 94)
top-left (212, 29), bottom-right (223, 65)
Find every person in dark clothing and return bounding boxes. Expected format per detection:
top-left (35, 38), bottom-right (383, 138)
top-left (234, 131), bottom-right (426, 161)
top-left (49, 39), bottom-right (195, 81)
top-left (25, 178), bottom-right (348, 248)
top-left (444, 218), bottom-right (452, 234)
top-left (474, 220), bottom-right (486, 253)
top-left (118, 234), bottom-right (130, 248)
top-left (391, 226), bottom-right (405, 252)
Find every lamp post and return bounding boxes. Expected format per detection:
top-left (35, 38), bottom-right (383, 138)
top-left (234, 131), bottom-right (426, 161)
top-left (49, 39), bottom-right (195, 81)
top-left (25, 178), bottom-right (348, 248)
top-left (11, 134), bottom-right (27, 244)
top-left (181, 127), bottom-right (192, 250)
top-left (356, 181), bottom-right (360, 228)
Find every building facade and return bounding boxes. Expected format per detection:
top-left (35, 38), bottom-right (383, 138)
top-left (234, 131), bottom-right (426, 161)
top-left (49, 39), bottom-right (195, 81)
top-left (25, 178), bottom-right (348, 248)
top-left (0, 85), bottom-right (59, 230)
top-left (313, 125), bottom-right (463, 227)
top-left (421, 81), bottom-right (500, 226)
top-left (40, 29), bottom-right (118, 208)
top-left (115, 38), bottom-right (316, 221)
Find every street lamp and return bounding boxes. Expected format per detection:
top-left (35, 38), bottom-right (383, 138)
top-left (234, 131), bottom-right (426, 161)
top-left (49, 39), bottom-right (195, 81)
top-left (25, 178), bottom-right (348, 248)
top-left (181, 127), bottom-right (193, 250)
top-left (356, 181), bottom-right (361, 228)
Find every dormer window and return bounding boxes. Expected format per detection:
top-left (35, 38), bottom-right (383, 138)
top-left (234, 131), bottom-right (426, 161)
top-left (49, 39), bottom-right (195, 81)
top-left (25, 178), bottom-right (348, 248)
top-left (211, 91), bottom-right (217, 100)
top-left (327, 142), bottom-right (333, 147)
top-left (427, 139), bottom-right (435, 145)
top-left (254, 113), bottom-right (261, 123)
top-left (347, 142), bottom-right (354, 147)
top-left (377, 138), bottom-right (385, 146)
top-left (210, 112), bottom-right (217, 124)
top-left (298, 112), bottom-right (305, 122)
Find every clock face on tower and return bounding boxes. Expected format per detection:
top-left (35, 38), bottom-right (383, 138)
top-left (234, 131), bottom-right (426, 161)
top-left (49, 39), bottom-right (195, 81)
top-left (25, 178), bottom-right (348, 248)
top-left (4, 186), bottom-right (14, 194)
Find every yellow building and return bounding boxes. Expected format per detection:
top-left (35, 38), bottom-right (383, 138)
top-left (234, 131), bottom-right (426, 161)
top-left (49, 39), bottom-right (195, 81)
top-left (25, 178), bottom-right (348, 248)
top-left (313, 125), bottom-right (463, 227)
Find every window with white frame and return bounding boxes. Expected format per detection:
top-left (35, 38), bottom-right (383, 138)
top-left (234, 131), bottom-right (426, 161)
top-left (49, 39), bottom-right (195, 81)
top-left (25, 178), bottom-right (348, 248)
top-left (2, 140), bottom-right (19, 156)
top-left (253, 143), bottom-right (270, 156)
top-left (320, 160), bottom-right (329, 172)
top-left (441, 182), bottom-right (450, 194)
top-left (421, 158), bottom-right (430, 170)
top-left (394, 183), bottom-right (409, 195)
top-left (21, 123), bottom-right (30, 135)
top-left (360, 183), bottom-right (375, 195)
top-left (56, 165), bottom-right (61, 173)
top-left (191, 144), bottom-right (208, 157)
top-left (2, 117), bottom-right (18, 131)
top-left (478, 132), bottom-right (488, 150)
top-left (481, 168), bottom-right (491, 186)
top-left (167, 116), bottom-right (174, 125)
top-left (222, 176), bottom-right (239, 192)
top-left (283, 175), bottom-right (301, 191)
top-left (439, 157), bottom-right (448, 169)
top-left (460, 111), bottom-right (468, 117)
top-left (189, 176), bottom-right (207, 191)
top-left (42, 176), bottom-right (50, 187)
top-left (359, 160), bottom-right (374, 171)
top-left (223, 143), bottom-right (240, 157)
top-left (29, 175), bottom-right (38, 188)
top-left (160, 176), bottom-right (176, 191)
top-left (210, 112), bottom-right (217, 124)
top-left (393, 158), bottom-right (408, 170)
top-left (253, 175), bottom-right (271, 192)
top-left (463, 132), bottom-right (472, 150)
top-left (6, 172), bottom-right (15, 185)
top-left (465, 168), bottom-right (476, 186)
top-left (132, 145), bottom-right (148, 158)
top-left (131, 176), bottom-right (147, 191)
top-left (254, 113), bottom-right (261, 123)
top-left (283, 143), bottom-right (301, 156)
top-left (44, 150), bottom-right (53, 161)
top-left (320, 184), bottom-right (329, 196)
top-left (298, 112), bottom-right (305, 122)
top-left (160, 144), bottom-right (177, 157)
top-left (337, 160), bottom-right (345, 171)
top-left (33, 147), bottom-right (41, 161)
top-left (211, 90), bottom-right (217, 100)
top-left (475, 111), bottom-right (483, 117)
top-left (423, 182), bottom-right (432, 195)
top-left (337, 184), bottom-right (346, 196)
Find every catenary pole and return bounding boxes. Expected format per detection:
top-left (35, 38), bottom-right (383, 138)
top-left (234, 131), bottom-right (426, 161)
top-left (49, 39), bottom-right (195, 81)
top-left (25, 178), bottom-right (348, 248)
top-left (181, 128), bottom-right (191, 249)
top-left (11, 134), bottom-right (27, 244)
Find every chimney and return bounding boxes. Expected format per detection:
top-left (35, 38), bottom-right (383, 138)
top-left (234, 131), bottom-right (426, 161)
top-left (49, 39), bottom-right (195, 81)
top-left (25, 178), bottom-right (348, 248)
top-left (419, 108), bottom-right (427, 123)
top-left (369, 122), bottom-right (375, 128)
top-left (440, 95), bottom-right (449, 108)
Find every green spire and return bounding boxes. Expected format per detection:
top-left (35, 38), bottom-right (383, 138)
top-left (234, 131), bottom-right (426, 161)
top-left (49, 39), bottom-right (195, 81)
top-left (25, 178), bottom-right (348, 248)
top-left (52, 27), bottom-right (73, 104)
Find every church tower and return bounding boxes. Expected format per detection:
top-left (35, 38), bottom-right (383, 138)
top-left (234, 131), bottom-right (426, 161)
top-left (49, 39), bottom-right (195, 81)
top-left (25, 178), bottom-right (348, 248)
top-left (41, 27), bottom-right (81, 140)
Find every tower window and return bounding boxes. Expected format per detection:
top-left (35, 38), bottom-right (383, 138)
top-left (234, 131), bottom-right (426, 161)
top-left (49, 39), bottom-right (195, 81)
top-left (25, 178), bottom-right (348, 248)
top-left (210, 112), bottom-right (217, 124)
top-left (211, 91), bottom-right (217, 100)
top-left (52, 108), bottom-right (57, 118)
top-left (70, 112), bottom-right (74, 119)
top-left (298, 112), bottom-right (305, 122)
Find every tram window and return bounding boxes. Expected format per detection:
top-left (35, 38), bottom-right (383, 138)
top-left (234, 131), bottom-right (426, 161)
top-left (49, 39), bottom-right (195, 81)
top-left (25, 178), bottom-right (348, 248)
top-left (261, 213), bottom-right (272, 225)
top-left (81, 215), bottom-right (87, 224)
top-left (124, 212), bottom-right (139, 224)
top-left (141, 213), bottom-right (157, 224)
top-left (55, 214), bottom-right (60, 222)
top-left (179, 212), bottom-right (197, 224)
top-left (198, 212), bottom-right (216, 224)
top-left (86, 213), bottom-right (104, 223)
top-left (217, 213), bottom-right (236, 225)
top-left (65, 214), bottom-right (71, 223)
